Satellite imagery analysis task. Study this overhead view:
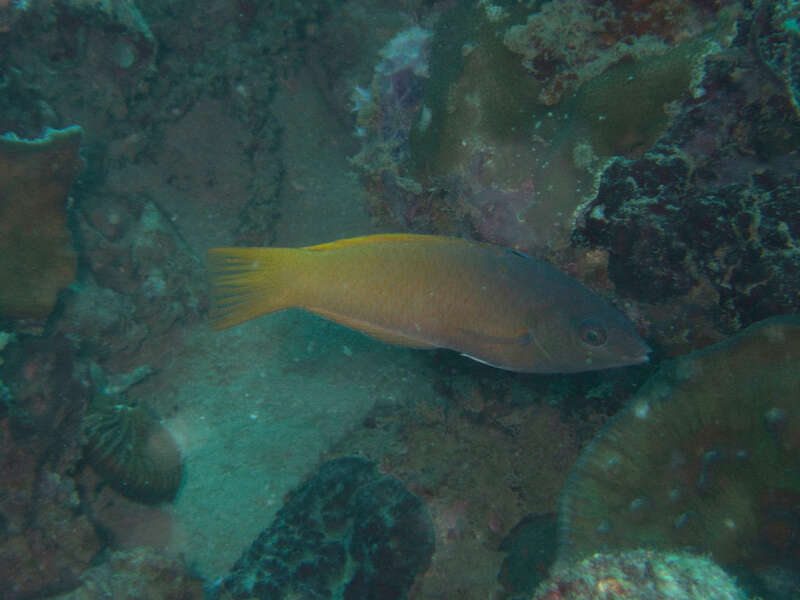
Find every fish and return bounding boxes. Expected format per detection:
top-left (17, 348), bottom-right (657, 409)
top-left (206, 234), bottom-right (650, 373)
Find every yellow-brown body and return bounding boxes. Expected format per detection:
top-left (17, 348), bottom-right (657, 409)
top-left (208, 234), bottom-right (649, 373)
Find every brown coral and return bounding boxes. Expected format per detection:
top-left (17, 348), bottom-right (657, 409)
top-left (0, 126), bottom-right (82, 320)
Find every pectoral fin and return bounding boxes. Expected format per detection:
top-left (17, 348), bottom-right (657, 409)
top-left (458, 328), bottom-right (552, 361)
top-left (458, 328), bottom-right (534, 347)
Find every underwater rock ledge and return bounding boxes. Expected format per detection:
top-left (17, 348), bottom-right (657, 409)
top-left (209, 456), bottom-right (434, 600)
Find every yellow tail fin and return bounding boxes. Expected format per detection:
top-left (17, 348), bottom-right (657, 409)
top-left (206, 247), bottom-right (300, 330)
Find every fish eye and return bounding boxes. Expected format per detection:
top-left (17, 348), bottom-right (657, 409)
top-left (579, 319), bottom-right (608, 346)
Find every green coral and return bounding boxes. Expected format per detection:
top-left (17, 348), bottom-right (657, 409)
top-left (409, 1), bottom-right (541, 181)
top-left (569, 37), bottom-right (715, 157)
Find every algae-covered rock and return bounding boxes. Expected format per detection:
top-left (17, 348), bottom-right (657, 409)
top-left (355, 1), bottom-right (734, 252)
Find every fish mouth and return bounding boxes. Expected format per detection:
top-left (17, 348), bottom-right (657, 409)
top-left (631, 342), bottom-right (653, 364)
top-left (619, 341), bottom-right (652, 366)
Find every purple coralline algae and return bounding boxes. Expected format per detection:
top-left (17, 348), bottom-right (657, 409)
top-left (209, 456), bottom-right (434, 600)
top-left (352, 25), bottom-right (432, 199)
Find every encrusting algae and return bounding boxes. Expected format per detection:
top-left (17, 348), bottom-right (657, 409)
top-left (207, 234), bottom-right (650, 373)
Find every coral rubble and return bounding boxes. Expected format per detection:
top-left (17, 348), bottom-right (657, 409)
top-left (59, 195), bottom-right (206, 361)
top-left (329, 378), bottom-right (586, 600)
top-left (209, 456), bottom-right (434, 600)
top-left (0, 126), bottom-right (82, 320)
top-left (557, 315), bottom-right (800, 594)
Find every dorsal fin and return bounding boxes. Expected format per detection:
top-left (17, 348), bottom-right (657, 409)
top-left (304, 234), bottom-right (453, 252)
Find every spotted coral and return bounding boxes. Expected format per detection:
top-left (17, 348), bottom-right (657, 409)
top-left (557, 316), bottom-right (800, 590)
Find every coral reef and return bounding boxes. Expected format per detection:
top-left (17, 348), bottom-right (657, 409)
top-left (0, 336), bottom-right (101, 600)
top-left (4, 0), bottom-right (797, 598)
top-left (574, 155), bottom-right (800, 354)
top-left (327, 373), bottom-right (593, 600)
top-left (0, 0), bottom-right (155, 139)
top-left (573, 10), bottom-right (800, 353)
top-left (10, 0), bottom-right (155, 49)
top-left (209, 456), bottom-right (434, 600)
top-left (753, 0), bottom-right (800, 118)
top-left (557, 316), bottom-right (800, 597)
top-left (502, 0), bottom-right (731, 106)
top-left (354, 1), bottom-right (738, 253)
top-left (532, 549), bottom-right (747, 600)
top-left (0, 0), bottom-right (443, 596)
top-left (348, 0), bottom-right (800, 361)
top-left (0, 126), bottom-right (82, 321)
top-left (350, 24), bottom-right (433, 220)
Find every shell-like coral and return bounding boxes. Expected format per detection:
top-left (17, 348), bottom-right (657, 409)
top-left (83, 402), bottom-right (183, 503)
